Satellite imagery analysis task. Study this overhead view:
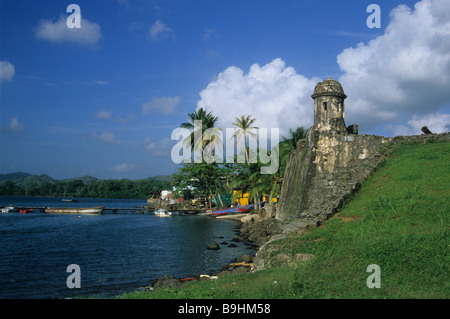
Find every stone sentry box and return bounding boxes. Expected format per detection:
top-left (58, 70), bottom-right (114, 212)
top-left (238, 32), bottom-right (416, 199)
top-left (312, 78), bottom-right (348, 134)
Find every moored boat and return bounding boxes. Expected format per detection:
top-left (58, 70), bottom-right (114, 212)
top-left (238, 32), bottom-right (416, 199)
top-left (236, 204), bottom-right (254, 213)
top-left (19, 208), bottom-right (33, 214)
top-left (212, 204), bottom-right (254, 216)
top-left (1, 205), bottom-right (17, 213)
top-left (211, 207), bottom-right (240, 216)
top-left (154, 208), bottom-right (171, 217)
top-left (44, 206), bottom-right (104, 215)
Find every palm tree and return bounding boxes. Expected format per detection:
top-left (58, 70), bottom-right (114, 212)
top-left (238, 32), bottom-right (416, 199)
top-left (230, 115), bottom-right (258, 165)
top-left (180, 108), bottom-right (221, 159)
top-left (281, 126), bottom-right (307, 150)
top-left (179, 108), bottom-right (226, 206)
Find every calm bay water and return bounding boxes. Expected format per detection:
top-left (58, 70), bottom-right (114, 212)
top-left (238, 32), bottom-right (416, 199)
top-left (0, 196), bottom-right (255, 299)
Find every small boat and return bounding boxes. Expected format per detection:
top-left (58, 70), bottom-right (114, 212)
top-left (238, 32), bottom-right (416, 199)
top-left (1, 205), bottom-right (17, 213)
top-left (211, 207), bottom-right (240, 216)
top-left (44, 206), bottom-right (104, 215)
top-left (62, 199), bottom-right (78, 202)
top-left (19, 208), bottom-right (33, 214)
top-left (237, 204), bottom-right (254, 213)
top-left (154, 208), bottom-right (171, 217)
top-left (212, 204), bottom-right (254, 216)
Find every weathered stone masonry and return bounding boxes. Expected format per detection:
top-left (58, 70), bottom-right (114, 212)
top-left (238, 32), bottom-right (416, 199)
top-left (276, 78), bottom-right (391, 223)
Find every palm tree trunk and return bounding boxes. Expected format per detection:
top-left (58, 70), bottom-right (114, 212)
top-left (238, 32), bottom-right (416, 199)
top-left (268, 180), bottom-right (277, 205)
top-left (217, 193), bottom-right (224, 207)
top-left (244, 138), bottom-right (250, 165)
top-left (209, 190), bottom-right (217, 209)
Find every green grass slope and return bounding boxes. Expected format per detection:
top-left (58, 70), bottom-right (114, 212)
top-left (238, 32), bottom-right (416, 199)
top-left (120, 141), bottom-right (449, 299)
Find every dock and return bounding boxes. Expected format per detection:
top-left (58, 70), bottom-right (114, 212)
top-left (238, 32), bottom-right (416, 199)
top-left (7, 206), bottom-right (206, 215)
top-left (103, 208), bottom-right (204, 214)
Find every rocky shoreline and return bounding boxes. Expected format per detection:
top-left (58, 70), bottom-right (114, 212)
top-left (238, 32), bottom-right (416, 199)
top-left (136, 200), bottom-right (336, 293)
top-left (137, 210), bottom-right (282, 292)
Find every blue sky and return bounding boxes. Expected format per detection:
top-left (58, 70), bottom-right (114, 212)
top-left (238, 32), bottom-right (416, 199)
top-left (1, 0), bottom-right (449, 180)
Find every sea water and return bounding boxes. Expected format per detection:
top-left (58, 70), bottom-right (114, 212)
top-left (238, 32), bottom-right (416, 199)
top-left (0, 196), bottom-right (255, 299)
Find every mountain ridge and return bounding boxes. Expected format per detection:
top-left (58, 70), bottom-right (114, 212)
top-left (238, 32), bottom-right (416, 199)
top-left (0, 172), bottom-right (172, 187)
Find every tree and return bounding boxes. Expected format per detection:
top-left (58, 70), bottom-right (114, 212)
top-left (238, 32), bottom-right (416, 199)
top-left (231, 115), bottom-right (258, 165)
top-left (281, 126), bottom-right (307, 150)
top-left (0, 180), bottom-right (22, 196)
top-left (230, 115), bottom-right (262, 207)
top-left (172, 162), bottom-right (228, 208)
top-left (176, 108), bottom-right (228, 207)
top-left (180, 107), bottom-right (222, 159)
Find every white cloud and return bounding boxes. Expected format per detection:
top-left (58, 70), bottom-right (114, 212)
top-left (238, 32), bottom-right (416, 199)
top-left (35, 15), bottom-right (101, 46)
top-left (9, 118), bottom-right (23, 131)
top-left (143, 137), bottom-right (173, 157)
top-left (92, 130), bottom-right (122, 144)
top-left (95, 110), bottom-right (113, 120)
top-left (112, 163), bottom-right (138, 173)
top-left (93, 80), bottom-right (108, 85)
top-left (0, 60), bottom-right (15, 82)
top-left (196, 58), bottom-right (320, 136)
top-left (337, 0), bottom-right (450, 131)
top-left (389, 112), bottom-right (450, 136)
top-left (147, 20), bottom-right (174, 41)
top-left (142, 96), bottom-right (180, 115)
top-left (95, 109), bottom-right (134, 123)
top-left (1, 117), bottom-right (25, 134)
top-left (203, 28), bottom-right (216, 42)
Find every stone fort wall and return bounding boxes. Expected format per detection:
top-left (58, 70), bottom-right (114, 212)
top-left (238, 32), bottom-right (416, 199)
top-left (275, 78), bottom-right (449, 225)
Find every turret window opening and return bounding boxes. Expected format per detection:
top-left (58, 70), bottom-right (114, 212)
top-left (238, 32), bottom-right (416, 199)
top-left (323, 102), bottom-right (327, 111)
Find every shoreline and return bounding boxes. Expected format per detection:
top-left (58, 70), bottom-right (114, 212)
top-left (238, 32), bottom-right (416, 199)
top-left (116, 213), bottom-right (263, 297)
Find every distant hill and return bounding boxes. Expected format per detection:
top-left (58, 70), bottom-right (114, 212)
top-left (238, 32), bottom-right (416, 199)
top-left (61, 175), bottom-right (100, 183)
top-left (0, 172), bottom-right (172, 186)
top-left (0, 172), bottom-right (54, 187)
top-left (0, 172), bottom-right (32, 182)
top-left (144, 175), bottom-right (172, 182)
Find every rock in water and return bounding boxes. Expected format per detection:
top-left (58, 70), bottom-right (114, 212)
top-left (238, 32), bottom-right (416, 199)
top-left (207, 241), bottom-right (220, 250)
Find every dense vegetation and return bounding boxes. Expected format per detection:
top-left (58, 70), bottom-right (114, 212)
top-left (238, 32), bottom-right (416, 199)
top-left (0, 175), bottom-right (171, 199)
top-left (121, 141), bottom-right (449, 299)
top-left (171, 108), bottom-right (306, 207)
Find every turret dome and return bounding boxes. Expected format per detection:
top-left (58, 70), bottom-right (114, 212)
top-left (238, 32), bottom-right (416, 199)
top-left (311, 78), bottom-right (347, 99)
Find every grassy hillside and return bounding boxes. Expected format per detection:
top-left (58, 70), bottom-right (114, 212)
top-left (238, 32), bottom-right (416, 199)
top-left (120, 141), bottom-right (449, 299)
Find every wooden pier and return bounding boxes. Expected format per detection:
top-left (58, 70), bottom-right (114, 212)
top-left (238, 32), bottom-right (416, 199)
top-left (102, 208), bottom-right (205, 214)
top-left (7, 206), bottom-right (205, 215)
